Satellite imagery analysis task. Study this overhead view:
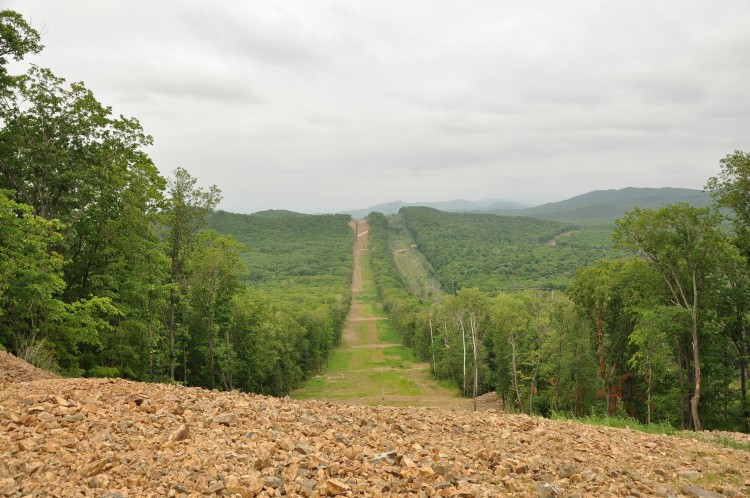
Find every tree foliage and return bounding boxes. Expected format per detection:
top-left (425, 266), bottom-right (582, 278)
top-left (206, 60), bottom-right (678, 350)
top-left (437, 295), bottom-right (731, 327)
top-left (0, 10), bottom-right (352, 397)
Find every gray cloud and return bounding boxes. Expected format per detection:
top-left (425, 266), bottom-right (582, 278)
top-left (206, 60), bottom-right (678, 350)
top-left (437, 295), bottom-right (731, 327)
top-left (6, 0), bottom-right (750, 214)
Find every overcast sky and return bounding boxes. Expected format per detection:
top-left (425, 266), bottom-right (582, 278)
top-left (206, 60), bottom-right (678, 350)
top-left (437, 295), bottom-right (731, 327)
top-left (7, 1), bottom-right (750, 214)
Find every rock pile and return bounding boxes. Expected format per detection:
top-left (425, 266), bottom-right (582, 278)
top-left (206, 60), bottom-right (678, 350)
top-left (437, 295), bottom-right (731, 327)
top-left (0, 351), bottom-right (56, 390)
top-left (1, 377), bottom-right (749, 497)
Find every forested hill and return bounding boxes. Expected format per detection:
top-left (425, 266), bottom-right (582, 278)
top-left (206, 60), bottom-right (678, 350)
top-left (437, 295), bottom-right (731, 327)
top-left (489, 187), bottom-right (712, 223)
top-left (207, 210), bottom-right (353, 286)
top-left (399, 207), bottom-right (615, 292)
top-left (205, 210), bottom-right (354, 394)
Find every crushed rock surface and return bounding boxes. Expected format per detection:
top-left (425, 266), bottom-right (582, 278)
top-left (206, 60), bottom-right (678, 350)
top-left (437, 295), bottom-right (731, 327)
top-left (2, 377), bottom-right (749, 497)
top-left (0, 351), bottom-right (56, 390)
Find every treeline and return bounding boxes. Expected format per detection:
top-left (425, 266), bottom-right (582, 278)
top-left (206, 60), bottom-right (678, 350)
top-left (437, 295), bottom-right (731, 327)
top-left (0, 11), bottom-right (350, 396)
top-left (370, 154), bottom-right (750, 431)
top-left (400, 207), bottom-right (614, 292)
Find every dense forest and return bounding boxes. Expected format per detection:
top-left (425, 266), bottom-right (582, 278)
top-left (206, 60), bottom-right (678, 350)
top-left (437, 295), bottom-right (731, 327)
top-left (401, 207), bottom-right (614, 292)
top-left (0, 11), bottom-right (351, 396)
top-left (369, 154), bottom-right (750, 431)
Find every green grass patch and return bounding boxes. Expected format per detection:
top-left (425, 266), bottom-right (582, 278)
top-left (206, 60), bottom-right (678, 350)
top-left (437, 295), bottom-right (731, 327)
top-left (376, 319), bottom-right (402, 343)
top-left (365, 370), bottom-right (422, 396)
top-left (382, 346), bottom-right (413, 367)
top-left (552, 412), bottom-right (678, 435)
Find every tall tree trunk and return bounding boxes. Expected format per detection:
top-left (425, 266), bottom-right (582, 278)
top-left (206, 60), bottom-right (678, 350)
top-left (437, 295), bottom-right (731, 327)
top-left (168, 288), bottom-right (176, 380)
top-left (147, 291), bottom-right (154, 380)
top-left (676, 337), bottom-right (688, 429)
top-left (225, 326), bottom-right (232, 391)
top-left (741, 340), bottom-right (749, 432)
top-left (690, 294), bottom-right (702, 431)
top-left (208, 316), bottom-right (215, 390)
top-left (457, 315), bottom-right (467, 397)
top-left (469, 311), bottom-right (479, 412)
top-left (428, 311), bottom-right (436, 377)
top-left (509, 330), bottom-right (522, 411)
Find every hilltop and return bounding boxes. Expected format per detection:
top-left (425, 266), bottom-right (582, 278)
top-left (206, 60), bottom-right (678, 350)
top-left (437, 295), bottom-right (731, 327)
top-left (341, 188), bottom-right (711, 224)
top-left (488, 187), bottom-right (712, 224)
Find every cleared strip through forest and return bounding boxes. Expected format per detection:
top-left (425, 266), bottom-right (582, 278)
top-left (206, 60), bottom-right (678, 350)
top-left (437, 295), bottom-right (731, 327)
top-left (292, 220), bottom-right (464, 408)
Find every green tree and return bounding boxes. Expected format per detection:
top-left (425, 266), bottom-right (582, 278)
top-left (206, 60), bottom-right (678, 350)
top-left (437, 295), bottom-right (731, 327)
top-left (162, 167), bottom-right (221, 381)
top-left (614, 203), bottom-right (733, 431)
top-left (706, 150), bottom-right (750, 428)
top-left (187, 230), bottom-right (247, 390)
top-left (567, 259), bottom-right (645, 415)
top-left (0, 10), bottom-right (42, 89)
top-left (706, 150), bottom-right (750, 257)
top-left (0, 191), bottom-right (64, 364)
top-left (628, 306), bottom-right (677, 425)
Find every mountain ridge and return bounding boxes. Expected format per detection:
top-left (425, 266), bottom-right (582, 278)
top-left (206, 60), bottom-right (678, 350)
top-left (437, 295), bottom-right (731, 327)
top-left (340, 187), bottom-right (712, 223)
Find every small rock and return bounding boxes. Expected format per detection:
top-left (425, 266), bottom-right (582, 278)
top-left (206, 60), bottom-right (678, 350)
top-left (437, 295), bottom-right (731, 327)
top-left (294, 442), bottom-right (314, 455)
top-left (537, 482), bottom-right (562, 498)
top-left (419, 466), bottom-right (436, 477)
top-left (212, 413), bottom-right (236, 426)
top-left (581, 468), bottom-right (599, 482)
top-left (206, 481), bottom-right (225, 494)
top-left (226, 485), bottom-right (253, 497)
top-left (558, 462), bottom-right (577, 479)
top-left (681, 486), bottom-right (723, 498)
top-left (371, 450), bottom-right (397, 465)
top-left (653, 483), bottom-right (676, 497)
top-left (326, 478), bottom-right (351, 495)
top-left (335, 434), bottom-right (351, 446)
top-left (168, 423), bottom-right (190, 442)
top-left (678, 469), bottom-right (702, 481)
top-left (263, 476), bottom-right (282, 489)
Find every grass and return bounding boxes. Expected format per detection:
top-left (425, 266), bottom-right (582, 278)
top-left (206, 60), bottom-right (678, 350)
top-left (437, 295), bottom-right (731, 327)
top-left (552, 412), bottom-right (678, 436)
top-left (387, 214), bottom-right (443, 301)
top-left (376, 319), bottom-right (403, 343)
top-left (552, 412), bottom-right (750, 454)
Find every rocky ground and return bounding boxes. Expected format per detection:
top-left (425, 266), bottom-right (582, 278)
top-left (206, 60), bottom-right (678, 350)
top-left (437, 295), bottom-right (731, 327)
top-left (0, 351), bottom-right (56, 390)
top-left (1, 350), bottom-right (749, 497)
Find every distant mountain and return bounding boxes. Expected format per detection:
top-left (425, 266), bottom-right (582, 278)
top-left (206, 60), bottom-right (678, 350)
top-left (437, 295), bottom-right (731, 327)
top-left (341, 198), bottom-right (527, 219)
top-left (489, 187), bottom-right (713, 224)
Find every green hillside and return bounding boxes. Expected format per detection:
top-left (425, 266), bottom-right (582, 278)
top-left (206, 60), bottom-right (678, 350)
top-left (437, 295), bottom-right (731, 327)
top-left (399, 207), bottom-right (616, 292)
top-left (208, 210), bottom-right (353, 288)
top-left (489, 187), bottom-right (712, 223)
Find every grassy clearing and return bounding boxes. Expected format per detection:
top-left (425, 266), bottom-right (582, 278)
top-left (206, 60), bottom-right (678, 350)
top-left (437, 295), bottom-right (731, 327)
top-left (293, 223), bottom-right (463, 407)
top-left (387, 214), bottom-right (442, 301)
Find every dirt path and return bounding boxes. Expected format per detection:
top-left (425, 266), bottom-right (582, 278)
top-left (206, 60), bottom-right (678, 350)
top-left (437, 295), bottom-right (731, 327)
top-left (294, 220), bottom-right (477, 410)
